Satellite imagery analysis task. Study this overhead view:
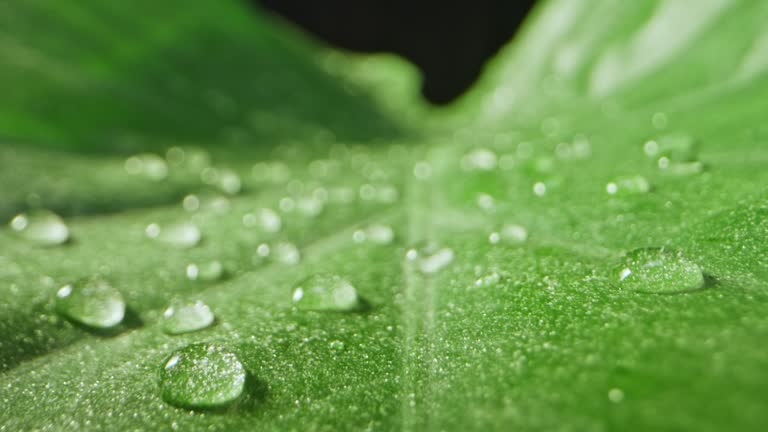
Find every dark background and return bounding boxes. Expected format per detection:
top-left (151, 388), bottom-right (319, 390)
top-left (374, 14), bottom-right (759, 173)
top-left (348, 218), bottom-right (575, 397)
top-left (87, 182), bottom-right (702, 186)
top-left (255, 0), bottom-right (537, 104)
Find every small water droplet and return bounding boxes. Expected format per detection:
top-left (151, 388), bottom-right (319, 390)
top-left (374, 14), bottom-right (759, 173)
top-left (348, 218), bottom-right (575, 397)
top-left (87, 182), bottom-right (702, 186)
top-left (159, 343), bottom-right (245, 409)
top-left (163, 300), bottom-right (215, 334)
top-left (9, 210), bottom-right (69, 245)
top-left (643, 133), bottom-right (697, 161)
top-left (413, 161), bottom-right (433, 180)
top-left (186, 261), bottom-right (224, 281)
top-left (608, 388), bottom-right (625, 403)
top-left (488, 232), bottom-right (501, 244)
top-left (273, 242), bottom-right (300, 265)
top-left (279, 197), bottom-right (296, 212)
top-left (167, 147), bottom-right (211, 172)
top-left (182, 194), bottom-right (200, 212)
top-left (365, 224), bottom-right (395, 244)
top-left (615, 247), bottom-right (704, 293)
top-left (329, 340), bottom-right (345, 351)
top-left (55, 278), bottom-right (125, 328)
top-left (461, 148), bottom-right (497, 171)
top-left (495, 224), bottom-right (528, 244)
top-left (124, 153), bottom-right (168, 181)
top-left (353, 224), bottom-right (395, 245)
top-left (605, 175), bottom-right (650, 195)
top-left (217, 168), bottom-right (242, 195)
top-left (406, 244), bottom-right (454, 274)
top-left (476, 193), bottom-right (495, 211)
top-left (474, 271), bottom-right (500, 288)
top-left (242, 208), bottom-right (281, 233)
top-left (292, 273), bottom-right (360, 311)
top-left (296, 196), bottom-right (325, 217)
top-left (146, 222), bottom-right (201, 248)
top-left (651, 112), bottom-right (668, 129)
top-left (658, 159), bottom-right (704, 176)
top-left (533, 182), bottom-right (547, 197)
top-left (201, 167), bottom-right (241, 195)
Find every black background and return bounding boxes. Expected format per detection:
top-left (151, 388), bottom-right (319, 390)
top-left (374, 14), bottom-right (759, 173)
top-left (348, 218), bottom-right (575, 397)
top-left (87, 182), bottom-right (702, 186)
top-left (255, 0), bottom-right (537, 104)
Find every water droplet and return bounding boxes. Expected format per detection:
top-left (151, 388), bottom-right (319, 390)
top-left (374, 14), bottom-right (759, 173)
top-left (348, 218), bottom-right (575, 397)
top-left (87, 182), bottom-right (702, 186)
top-left (413, 161), bottom-right (433, 180)
top-left (163, 300), bottom-right (215, 334)
top-left (182, 194), bottom-right (200, 212)
top-left (256, 243), bottom-right (271, 257)
top-left (533, 182), bottom-right (547, 197)
top-left (9, 210), bottom-right (69, 245)
top-left (146, 222), bottom-right (201, 248)
top-left (608, 388), bottom-right (625, 403)
top-left (296, 196), bottom-right (324, 217)
top-left (461, 149), bottom-right (497, 171)
top-left (658, 159), bottom-right (704, 176)
top-left (476, 193), bottom-right (495, 211)
top-left (365, 224), bottom-right (395, 244)
top-left (292, 273), bottom-right (360, 311)
top-left (217, 168), bottom-right (242, 195)
top-left (353, 224), bottom-right (395, 245)
top-left (273, 242), bottom-right (300, 265)
top-left (605, 175), bottom-right (650, 195)
top-left (329, 340), bottom-right (345, 351)
top-left (56, 278), bottom-right (125, 328)
top-left (651, 112), bottom-right (668, 129)
top-left (493, 224), bottom-right (528, 244)
top-left (159, 343), bottom-right (245, 409)
top-left (474, 271), bottom-right (500, 288)
top-left (242, 208), bottom-right (281, 233)
top-left (615, 247), bottom-right (704, 293)
top-left (167, 147), bottom-right (211, 172)
top-left (186, 261), bottom-right (224, 281)
top-left (201, 167), bottom-right (242, 195)
top-left (406, 244), bottom-right (454, 274)
top-left (124, 153), bottom-right (168, 181)
top-left (643, 133), bottom-right (697, 161)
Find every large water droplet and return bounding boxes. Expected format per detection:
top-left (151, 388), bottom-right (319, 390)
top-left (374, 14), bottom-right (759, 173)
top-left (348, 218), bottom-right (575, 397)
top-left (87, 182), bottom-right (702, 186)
top-left (159, 343), bottom-right (245, 409)
top-left (291, 273), bottom-right (360, 312)
top-left (406, 244), bottom-right (454, 274)
top-left (163, 300), bottom-right (215, 334)
top-left (606, 175), bottom-right (651, 195)
top-left (9, 210), bottom-right (69, 245)
top-left (186, 261), bottom-right (224, 281)
top-left (55, 278), bottom-right (125, 328)
top-left (615, 247), bottom-right (704, 293)
top-left (125, 153), bottom-right (169, 181)
top-left (146, 222), bottom-right (201, 248)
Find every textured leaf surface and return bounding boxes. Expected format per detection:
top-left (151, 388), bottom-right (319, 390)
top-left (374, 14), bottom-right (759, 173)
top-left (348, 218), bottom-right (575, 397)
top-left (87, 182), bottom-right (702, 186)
top-left (2, 1), bottom-right (768, 431)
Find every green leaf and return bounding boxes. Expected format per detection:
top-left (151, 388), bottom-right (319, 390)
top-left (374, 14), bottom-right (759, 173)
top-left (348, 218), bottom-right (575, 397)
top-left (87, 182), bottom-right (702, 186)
top-left (2, 1), bottom-right (767, 430)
